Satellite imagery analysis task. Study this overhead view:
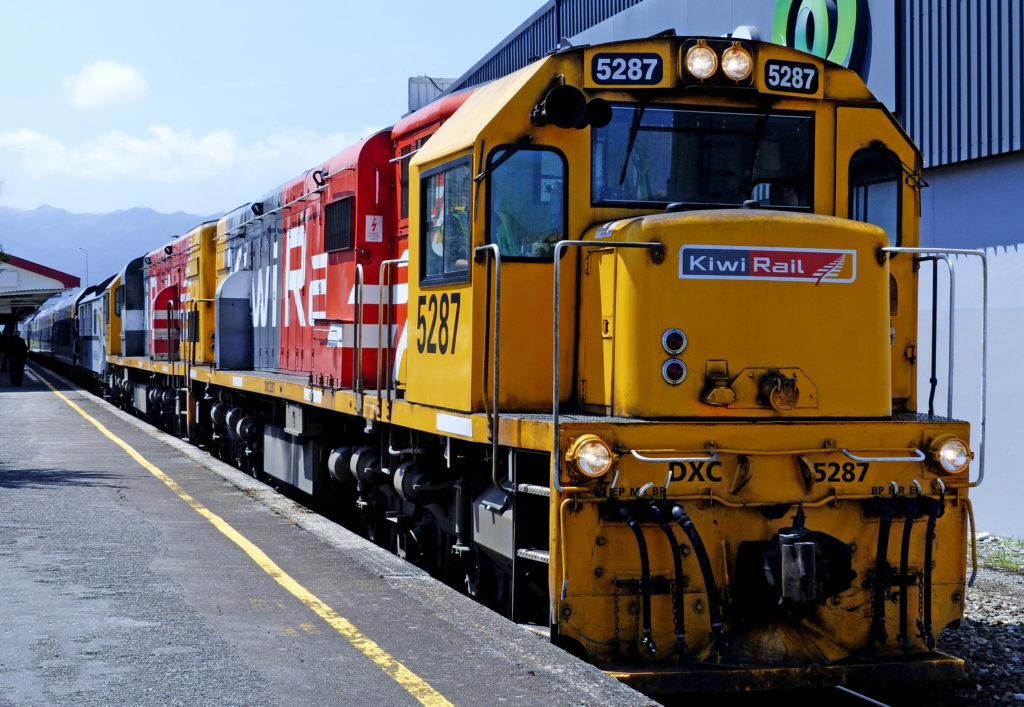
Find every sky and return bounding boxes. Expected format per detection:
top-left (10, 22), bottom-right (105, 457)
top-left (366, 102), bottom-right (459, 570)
top-left (0, 0), bottom-right (546, 216)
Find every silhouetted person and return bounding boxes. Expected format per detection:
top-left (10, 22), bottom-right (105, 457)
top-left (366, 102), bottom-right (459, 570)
top-left (5, 333), bottom-right (26, 386)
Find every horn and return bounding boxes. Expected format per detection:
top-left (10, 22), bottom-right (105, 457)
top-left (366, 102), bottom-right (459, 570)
top-left (578, 98), bottom-right (613, 129)
top-left (530, 84), bottom-right (587, 129)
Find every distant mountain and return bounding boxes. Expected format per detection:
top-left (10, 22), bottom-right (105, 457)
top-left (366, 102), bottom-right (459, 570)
top-left (0, 205), bottom-right (214, 288)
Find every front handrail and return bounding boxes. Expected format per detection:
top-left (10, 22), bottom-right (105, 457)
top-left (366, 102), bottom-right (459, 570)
top-left (841, 449), bottom-right (926, 463)
top-left (473, 244), bottom-right (510, 492)
top-left (376, 258), bottom-right (406, 411)
top-left (915, 255), bottom-right (955, 417)
top-left (552, 240), bottom-right (662, 493)
top-left (630, 449), bottom-right (719, 464)
top-left (353, 263), bottom-right (364, 410)
top-left (884, 246), bottom-right (987, 486)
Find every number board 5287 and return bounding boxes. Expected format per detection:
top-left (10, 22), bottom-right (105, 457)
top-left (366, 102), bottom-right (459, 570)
top-left (584, 49), bottom-right (672, 89)
top-left (763, 59), bottom-right (821, 97)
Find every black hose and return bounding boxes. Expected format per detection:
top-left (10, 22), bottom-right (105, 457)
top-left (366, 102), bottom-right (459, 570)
top-left (672, 504), bottom-right (723, 652)
top-left (919, 489), bottom-right (944, 650)
top-left (870, 500), bottom-right (895, 645)
top-left (618, 505), bottom-right (656, 657)
top-left (921, 510), bottom-right (937, 649)
top-left (897, 497), bottom-right (919, 653)
top-left (650, 503), bottom-right (688, 658)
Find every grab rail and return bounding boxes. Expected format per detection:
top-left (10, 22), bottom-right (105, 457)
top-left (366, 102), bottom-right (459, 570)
top-left (915, 256), bottom-right (955, 417)
top-left (376, 258), bottom-right (406, 412)
top-left (552, 240), bottom-right (661, 493)
top-left (883, 246), bottom-right (987, 486)
top-left (353, 263), bottom-right (364, 410)
top-left (474, 245), bottom-right (511, 492)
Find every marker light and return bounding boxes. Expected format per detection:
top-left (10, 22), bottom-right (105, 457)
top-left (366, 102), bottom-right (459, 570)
top-left (663, 359), bottom-right (687, 385)
top-left (931, 436), bottom-right (972, 473)
top-left (662, 328), bottom-right (687, 355)
top-left (566, 434), bottom-right (615, 478)
top-left (685, 41), bottom-right (718, 80)
top-left (721, 43), bottom-right (753, 81)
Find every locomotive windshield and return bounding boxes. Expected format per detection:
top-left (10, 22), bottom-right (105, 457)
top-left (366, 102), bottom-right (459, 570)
top-left (592, 104), bottom-right (812, 209)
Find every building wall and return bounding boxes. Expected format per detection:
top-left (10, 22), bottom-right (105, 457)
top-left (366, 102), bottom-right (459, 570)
top-left (451, 0), bottom-right (645, 91)
top-left (902, 0), bottom-right (1024, 170)
top-left (921, 150), bottom-right (1024, 249)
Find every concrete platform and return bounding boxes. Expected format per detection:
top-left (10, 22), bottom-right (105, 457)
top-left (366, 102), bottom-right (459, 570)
top-left (0, 363), bottom-right (655, 706)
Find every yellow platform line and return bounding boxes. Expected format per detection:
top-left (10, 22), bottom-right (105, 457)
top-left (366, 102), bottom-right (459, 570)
top-left (35, 367), bottom-right (452, 707)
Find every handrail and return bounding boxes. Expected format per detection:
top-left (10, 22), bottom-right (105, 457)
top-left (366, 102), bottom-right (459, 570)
top-left (883, 246), bottom-right (987, 486)
top-left (915, 255), bottom-right (955, 416)
top-left (376, 258), bottom-right (406, 410)
top-left (187, 298), bottom-right (215, 364)
top-left (630, 449), bottom-right (719, 464)
top-left (552, 240), bottom-right (662, 493)
top-left (841, 449), bottom-right (926, 463)
top-left (474, 244), bottom-right (510, 492)
top-left (353, 263), bottom-right (364, 410)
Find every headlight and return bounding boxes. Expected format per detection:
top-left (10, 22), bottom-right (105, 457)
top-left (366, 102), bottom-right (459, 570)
top-left (721, 43), bottom-right (753, 81)
top-left (566, 434), bottom-right (614, 478)
top-left (685, 41), bottom-right (718, 80)
top-left (930, 435), bottom-right (972, 473)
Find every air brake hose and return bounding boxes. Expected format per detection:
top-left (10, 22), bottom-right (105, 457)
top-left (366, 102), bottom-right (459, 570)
top-left (618, 505), bottom-right (656, 658)
top-left (918, 484), bottom-right (945, 650)
top-left (897, 495), bottom-right (920, 653)
top-left (870, 496), bottom-right (896, 645)
top-left (671, 504), bottom-right (723, 653)
top-left (649, 503), bottom-right (688, 659)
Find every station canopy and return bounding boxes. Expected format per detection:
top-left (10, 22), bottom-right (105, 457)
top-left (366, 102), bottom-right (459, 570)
top-left (0, 255), bottom-right (79, 331)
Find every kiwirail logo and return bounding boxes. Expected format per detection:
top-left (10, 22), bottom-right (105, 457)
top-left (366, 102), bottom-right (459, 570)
top-left (678, 245), bottom-right (857, 284)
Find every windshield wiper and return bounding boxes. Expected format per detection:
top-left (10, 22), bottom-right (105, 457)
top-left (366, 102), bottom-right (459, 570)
top-left (745, 102), bottom-right (773, 196)
top-left (618, 102), bottom-right (647, 186)
top-left (474, 135), bottom-right (533, 183)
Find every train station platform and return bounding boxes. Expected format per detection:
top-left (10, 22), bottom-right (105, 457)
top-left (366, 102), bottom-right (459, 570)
top-left (0, 364), bottom-right (654, 706)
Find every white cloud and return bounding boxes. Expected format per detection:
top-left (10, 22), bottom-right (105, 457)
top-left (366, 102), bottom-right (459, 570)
top-left (64, 61), bottom-right (149, 111)
top-left (0, 125), bottom-right (375, 188)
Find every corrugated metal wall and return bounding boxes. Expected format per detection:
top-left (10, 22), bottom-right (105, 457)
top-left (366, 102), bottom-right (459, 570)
top-left (903, 0), bottom-right (1023, 168)
top-left (450, 0), bottom-right (643, 91)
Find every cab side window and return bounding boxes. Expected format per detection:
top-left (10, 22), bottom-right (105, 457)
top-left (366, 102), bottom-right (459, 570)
top-left (487, 147), bottom-right (566, 258)
top-left (421, 158), bottom-right (471, 284)
top-left (850, 145), bottom-right (901, 245)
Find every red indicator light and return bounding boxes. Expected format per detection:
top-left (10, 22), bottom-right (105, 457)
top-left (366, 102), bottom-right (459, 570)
top-left (662, 328), bottom-right (686, 354)
top-left (663, 359), bottom-right (686, 385)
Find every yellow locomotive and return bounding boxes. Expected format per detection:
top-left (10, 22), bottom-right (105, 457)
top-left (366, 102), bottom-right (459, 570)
top-left (91, 36), bottom-right (977, 693)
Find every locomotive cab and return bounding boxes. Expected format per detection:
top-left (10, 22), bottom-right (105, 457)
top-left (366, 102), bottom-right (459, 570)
top-left (405, 37), bottom-right (922, 419)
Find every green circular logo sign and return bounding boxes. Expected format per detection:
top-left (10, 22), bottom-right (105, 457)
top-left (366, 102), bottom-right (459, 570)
top-left (772, 0), bottom-right (869, 72)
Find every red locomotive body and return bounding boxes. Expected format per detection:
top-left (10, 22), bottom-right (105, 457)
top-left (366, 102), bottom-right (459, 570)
top-left (143, 234), bottom-right (192, 361)
top-left (276, 130), bottom-right (395, 388)
top-left (270, 92), bottom-right (473, 392)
